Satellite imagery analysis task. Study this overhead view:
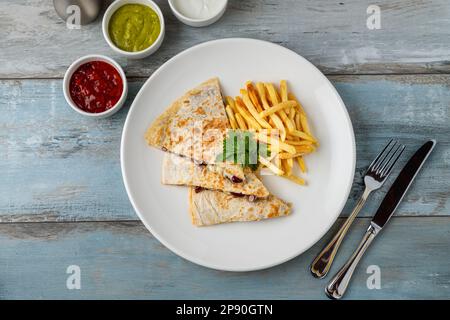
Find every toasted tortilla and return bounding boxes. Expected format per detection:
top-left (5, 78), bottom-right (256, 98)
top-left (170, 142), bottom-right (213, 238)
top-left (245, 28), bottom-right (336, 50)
top-left (189, 188), bottom-right (291, 226)
top-left (162, 153), bottom-right (269, 198)
top-left (145, 78), bottom-right (244, 180)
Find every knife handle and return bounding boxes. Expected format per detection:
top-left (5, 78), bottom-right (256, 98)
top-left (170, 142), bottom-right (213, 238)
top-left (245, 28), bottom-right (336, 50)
top-left (325, 224), bottom-right (378, 299)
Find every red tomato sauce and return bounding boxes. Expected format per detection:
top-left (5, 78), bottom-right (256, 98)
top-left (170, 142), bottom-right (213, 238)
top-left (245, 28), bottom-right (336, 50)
top-left (69, 61), bottom-right (123, 113)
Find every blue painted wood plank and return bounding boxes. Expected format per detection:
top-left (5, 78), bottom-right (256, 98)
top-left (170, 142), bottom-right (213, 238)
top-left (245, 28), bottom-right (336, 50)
top-left (336, 75), bottom-right (450, 218)
top-left (1, 0), bottom-right (449, 78)
top-left (1, 75), bottom-right (448, 222)
top-left (0, 217), bottom-right (448, 299)
top-left (0, 79), bottom-right (136, 221)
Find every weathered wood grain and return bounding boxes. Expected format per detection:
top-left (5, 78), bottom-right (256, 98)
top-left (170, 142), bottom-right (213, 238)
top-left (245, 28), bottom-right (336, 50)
top-left (1, 0), bottom-right (448, 302)
top-left (0, 217), bottom-right (448, 299)
top-left (1, 75), bottom-right (449, 222)
top-left (0, 0), bottom-right (449, 78)
top-left (335, 75), bottom-right (450, 218)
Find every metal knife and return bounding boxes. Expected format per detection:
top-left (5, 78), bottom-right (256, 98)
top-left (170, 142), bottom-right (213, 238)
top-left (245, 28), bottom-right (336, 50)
top-left (325, 140), bottom-right (436, 299)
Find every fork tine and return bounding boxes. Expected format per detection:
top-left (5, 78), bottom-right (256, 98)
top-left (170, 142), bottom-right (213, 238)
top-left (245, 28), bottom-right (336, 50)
top-left (380, 144), bottom-right (405, 178)
top-left (372, 140), bottom-right (397, 172)
top-left (377, 143), bottom-right (403, 175)
top-left (367, 139), bottom-right (394, 172)
top-left (376, 141), bottom-right (400, 174)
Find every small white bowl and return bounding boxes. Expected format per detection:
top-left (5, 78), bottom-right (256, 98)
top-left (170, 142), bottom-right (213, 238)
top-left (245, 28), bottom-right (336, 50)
top-left (63, 55), bottom-right (128, 119)
top-left (102, 0), bottom-right (165, 59)
top-left (168, 0), bottom-right (228, 27)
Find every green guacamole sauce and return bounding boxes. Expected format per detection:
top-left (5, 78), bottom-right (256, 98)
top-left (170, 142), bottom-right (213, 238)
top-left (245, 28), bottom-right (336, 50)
top-left (109, 4), bottom-right (161, 52)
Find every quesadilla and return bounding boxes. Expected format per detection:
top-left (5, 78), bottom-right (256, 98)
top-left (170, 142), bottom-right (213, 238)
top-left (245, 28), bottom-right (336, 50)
top-left (162, 153), bottom-right (269, 198)
top-left (145, 78), bottom-right (245, 181)
top-left (189, 188), bottom-right (291, 226)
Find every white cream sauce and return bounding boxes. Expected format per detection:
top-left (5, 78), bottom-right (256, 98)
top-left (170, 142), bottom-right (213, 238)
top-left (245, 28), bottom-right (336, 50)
top-left (172, 0), bottom-right (226, 20)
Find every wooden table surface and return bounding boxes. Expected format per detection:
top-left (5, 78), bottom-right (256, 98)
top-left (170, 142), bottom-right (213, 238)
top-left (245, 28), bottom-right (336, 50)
top-left (1, 0), bottom-right (449, 299)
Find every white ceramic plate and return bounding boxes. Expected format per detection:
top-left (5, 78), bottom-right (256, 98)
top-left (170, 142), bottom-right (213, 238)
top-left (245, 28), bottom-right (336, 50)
top-left (121, 38), bottom-right (355, 271)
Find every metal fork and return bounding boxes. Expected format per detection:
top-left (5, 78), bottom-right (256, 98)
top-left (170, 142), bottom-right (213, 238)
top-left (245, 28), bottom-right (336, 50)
top-left (310, 139), bottom-right (405, 278)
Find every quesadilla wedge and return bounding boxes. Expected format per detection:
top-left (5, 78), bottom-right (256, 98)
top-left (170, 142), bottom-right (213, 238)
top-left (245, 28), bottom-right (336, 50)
top-left (189, 188), bottom-right (291, 226)
top-left (145, 78), bottom-right (245, 181)
top-left (162, 153), bottom-right (269, 198)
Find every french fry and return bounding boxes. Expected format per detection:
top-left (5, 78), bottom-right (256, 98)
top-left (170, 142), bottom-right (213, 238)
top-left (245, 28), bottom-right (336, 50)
top-left (259, 101), bottom-right (297, 118)
top-left (299, 113), bottom-right (314, 139)
top-left (235, 113), bottom-right (248, 130)
top-left (241, 90), bottom-right (272, 129)
top-left (295, 145), bottom-right (315, 153)
top-left (256, 82), bottom-right (287, 141)
top-left (289, 105), bottom-right (296, 122)
top-left (265, 83), bottom-right (281, 105)
top-left (284, 158), bottom-right (294, 176)
top-left (281, 159), bottom-right (288, 176)
top-left (242, 115), bottom-right (261, 130)
top-left (256, 83), bottom-right (271, 110)
top-left (235, 97), bottom-right (262, 130)
top-left (246, 83), bottom-right (264, 113)
top-left (270, 114), bottom-right (287, 141)
top-left (283, 174), bottom-right (306, 186)
top-left (282, 115), bottom-right (296, 133)
top-left (297, 156), bottom-right (307, 173)
top-left (290, 129), bottom-right (317, 143)
top-left (280, 80), bottom-right (290, 115)
top-left (226, 96), bottom-right (237, 113)
top-left (254, 132), bottom-right (296, 154)
top-left (278, 152), bottom-right (305, 159)
top-left (288, 92), bottom-right (306, 114)
top-left (259, 156), bottom-right (284, 176)
top-left (238, 111), bottom-right (257, 129)
top-left (225, 106), bottom-right (238, 129)
top-left (280, 80), bottom-right (289, 102)
top-left (229, 80), bottom-right (317, 187)
top-left (265, 84), bottom-right (296, 132)
top-left (294, 113), bottom-right (302, 131)
top-left (284, 139), bottom-right (314, 146)
top-left (275, 153), bottom-right (282, 169)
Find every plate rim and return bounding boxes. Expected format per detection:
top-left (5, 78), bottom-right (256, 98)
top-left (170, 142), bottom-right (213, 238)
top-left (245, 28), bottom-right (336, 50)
top-left (120, 38), bottom-right (356, 272)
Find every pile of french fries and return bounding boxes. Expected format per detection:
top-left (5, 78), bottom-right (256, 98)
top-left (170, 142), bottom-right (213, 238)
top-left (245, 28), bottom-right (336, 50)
top-left (224, 81), bottom-right (318, 185)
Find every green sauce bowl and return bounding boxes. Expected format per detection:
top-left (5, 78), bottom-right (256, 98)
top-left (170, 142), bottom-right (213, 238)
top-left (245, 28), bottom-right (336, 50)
top-left (103, 0), bottom-right (165, 59)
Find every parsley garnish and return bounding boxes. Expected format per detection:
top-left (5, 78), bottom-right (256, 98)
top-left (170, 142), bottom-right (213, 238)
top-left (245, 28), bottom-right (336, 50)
top-left (216, 130), bottom-right (270, 171)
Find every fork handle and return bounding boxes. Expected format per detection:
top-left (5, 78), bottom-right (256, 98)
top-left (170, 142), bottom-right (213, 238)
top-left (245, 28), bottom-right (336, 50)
top-left (325, 224), bottom-right (378, 299)
top-left (310, 188), bottom-right (370, 278)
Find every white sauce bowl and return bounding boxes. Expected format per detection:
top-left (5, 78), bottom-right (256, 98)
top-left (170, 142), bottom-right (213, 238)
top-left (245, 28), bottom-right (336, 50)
top-left (168, 0), bottom-right (228, 27)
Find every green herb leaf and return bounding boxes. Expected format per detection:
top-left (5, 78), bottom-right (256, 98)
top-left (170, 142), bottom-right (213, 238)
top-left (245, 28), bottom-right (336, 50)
top-left (216, 130), bottom-right (271, 171)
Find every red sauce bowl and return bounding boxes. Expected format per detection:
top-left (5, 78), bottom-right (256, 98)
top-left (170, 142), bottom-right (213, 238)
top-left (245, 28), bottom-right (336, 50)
top-left (63, 55), bottom-right (128, 118)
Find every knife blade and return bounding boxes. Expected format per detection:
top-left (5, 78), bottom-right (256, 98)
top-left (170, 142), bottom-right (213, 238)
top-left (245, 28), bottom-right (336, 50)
top-left (371, 139), bottom-right (436, 230)
top-left (326, 140), bottom-right (436, 299)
